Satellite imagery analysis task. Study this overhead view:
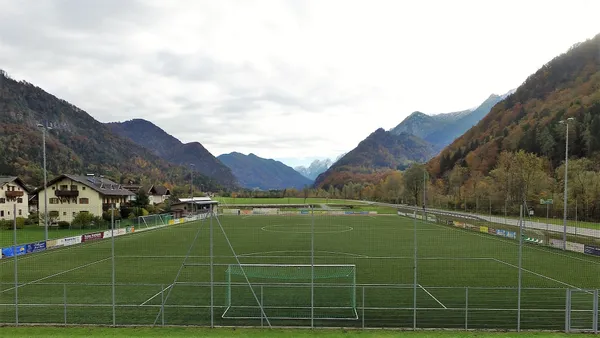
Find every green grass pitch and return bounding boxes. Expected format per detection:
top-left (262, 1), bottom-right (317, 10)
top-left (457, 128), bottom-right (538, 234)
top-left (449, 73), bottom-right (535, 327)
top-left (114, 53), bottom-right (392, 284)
top-left (0, 214), bottom-right (598, 330)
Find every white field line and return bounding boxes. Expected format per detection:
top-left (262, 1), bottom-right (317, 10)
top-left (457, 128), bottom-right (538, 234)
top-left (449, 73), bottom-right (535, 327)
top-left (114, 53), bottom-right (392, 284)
top-left (418, 284), bottom-right (447, 309)
top-left (0, 257), bottom-right (111, 294)
top-left (139, 283), bottom-right (173, 306)
top-left (418, 217), bottom-right (600, 266)
top-left (491, 258), bottom-right (585, 291)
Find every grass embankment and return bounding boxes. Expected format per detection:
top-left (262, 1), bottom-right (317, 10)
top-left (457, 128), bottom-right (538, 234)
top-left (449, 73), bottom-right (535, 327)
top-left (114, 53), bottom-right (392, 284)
top-left (0, 219), bottom-right (136, 247)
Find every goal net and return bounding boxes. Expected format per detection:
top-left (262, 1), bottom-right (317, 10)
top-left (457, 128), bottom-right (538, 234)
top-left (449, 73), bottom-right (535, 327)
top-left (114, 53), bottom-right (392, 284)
top-left (222, 264), bottom-right (357, 320)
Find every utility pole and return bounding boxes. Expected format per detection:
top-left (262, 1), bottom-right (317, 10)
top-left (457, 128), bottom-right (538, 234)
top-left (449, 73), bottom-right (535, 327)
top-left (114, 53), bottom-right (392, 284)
top-left (37, 121), bottom-right (52, 242)
top-left (190, 164), bottom-right (195, 214)
top-left (559, 117), bottom-right (574, 250)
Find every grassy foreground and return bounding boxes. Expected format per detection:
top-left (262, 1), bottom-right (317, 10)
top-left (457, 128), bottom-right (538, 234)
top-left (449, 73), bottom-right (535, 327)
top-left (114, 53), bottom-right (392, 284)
top-left (0, 327), bottom-right (592, 338)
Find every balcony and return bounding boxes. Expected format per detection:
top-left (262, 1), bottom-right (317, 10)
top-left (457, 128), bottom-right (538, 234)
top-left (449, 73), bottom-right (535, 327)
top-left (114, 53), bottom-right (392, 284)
top-left (55, 190), bottom-right (79, 198)
top-left (5, 191), bottom-right (24, 198)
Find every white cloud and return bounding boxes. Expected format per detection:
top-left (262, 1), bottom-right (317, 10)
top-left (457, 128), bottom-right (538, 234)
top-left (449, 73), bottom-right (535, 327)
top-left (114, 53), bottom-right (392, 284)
top-left (1, 0), bottom-right (599, 166)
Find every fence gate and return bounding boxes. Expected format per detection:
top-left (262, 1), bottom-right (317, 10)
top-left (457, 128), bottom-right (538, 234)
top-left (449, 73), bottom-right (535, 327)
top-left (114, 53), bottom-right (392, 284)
top-left (565, 289), bottom-right (598, 333)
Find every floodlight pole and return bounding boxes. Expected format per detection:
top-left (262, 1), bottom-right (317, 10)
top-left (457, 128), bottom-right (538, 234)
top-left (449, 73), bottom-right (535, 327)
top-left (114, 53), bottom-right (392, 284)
top-left (559, 118), bottom-right (574, 250)
top-left (190, 164), bottom-right (195, 214)
top-left (37, 121), bottom-right (51, 242)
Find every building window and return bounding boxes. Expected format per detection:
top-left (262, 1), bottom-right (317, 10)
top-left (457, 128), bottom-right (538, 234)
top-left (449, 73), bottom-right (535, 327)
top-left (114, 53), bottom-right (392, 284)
top-left (18, 209), bottom-right (22, 216)
top-left (79, 198), bottom-right (89, 204)
top-left (0, 211), bottom-right (3, 217)
top-left (49, 198), bottom-right (59, 204)
top-left (70, 185), bottom-right (78, 191)
top-left (0, 198), bottom-right (5, 204)
top-left (60, 185), bottom-right (68, 191)
top-left (52, 186), bottom-right (55, 190)
top-left (17, 198), bottom-right (23, 203)
top-left (63, 212), bottom-right (67, 216)
top-left (82, 187), bottom-right (86, 190)
top-left (73, 212), bottom-right (76, 217)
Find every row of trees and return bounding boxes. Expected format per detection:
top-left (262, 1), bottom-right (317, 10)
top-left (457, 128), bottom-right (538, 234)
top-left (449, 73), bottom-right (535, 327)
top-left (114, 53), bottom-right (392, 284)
top-left (218, 150), bottom-right (600, 221)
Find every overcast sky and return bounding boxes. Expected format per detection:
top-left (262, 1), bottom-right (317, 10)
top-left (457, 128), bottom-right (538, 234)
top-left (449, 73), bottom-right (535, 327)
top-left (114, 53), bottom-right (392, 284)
top-left (1, 0), bottom-right (599, 167)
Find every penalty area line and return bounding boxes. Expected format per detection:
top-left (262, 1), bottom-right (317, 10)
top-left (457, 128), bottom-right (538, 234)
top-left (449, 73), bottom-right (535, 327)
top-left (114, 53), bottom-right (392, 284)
top-left (418, 284), bottom-right (447, 309)
top-left (140, 283), bottom-right (173, 306)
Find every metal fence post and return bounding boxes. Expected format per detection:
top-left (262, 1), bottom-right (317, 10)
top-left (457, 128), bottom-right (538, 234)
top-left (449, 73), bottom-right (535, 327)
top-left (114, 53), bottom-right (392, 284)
top-left (517, 205), bottom-right (523, 332)
top-left (413, 210), bottom-right (417, 330)
top-left (311, 205), bottom-right (315, 328)
top-left (465, 287), bottom-right (468, 330)
top-left (565, 289), bottom-right (571, 333)
top-left (260, 285), bottom-right (264, 328)
top-left (362, 286), bottom-right (365, 329)
top-left (210, 204), bottom-right (214, 328)
top-left (63, 283), bottom-right (67, 325)
top-left (13, 205), bottom-right (18, 326)
top-left (161, 284), bottom-right (165, 326)
top-left (111, 203), bottom-right (116, 327)
top-left (593, 289), bottom-right (598, 334)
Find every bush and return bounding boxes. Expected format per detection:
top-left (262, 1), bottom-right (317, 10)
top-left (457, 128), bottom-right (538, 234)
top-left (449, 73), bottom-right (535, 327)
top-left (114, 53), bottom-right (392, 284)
top-left (120, 207), bottom-right (133, 219)
top-left (0, 218), bottom-right (25, 230)
top-left (57, 221), bottom-right (70, 229)
top-left (71, 212), bottom-right (96, 229)
top-left (102, 210), bottom-right (122, 222)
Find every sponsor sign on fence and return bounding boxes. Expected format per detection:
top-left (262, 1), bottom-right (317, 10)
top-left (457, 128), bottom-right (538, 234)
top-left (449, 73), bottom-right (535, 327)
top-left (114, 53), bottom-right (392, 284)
top-left (82, 232), bottom-right (103, 242)
top-left (26, 241), bottom-right (46, 253)
top-left (566, 241), bottom-right (585, 253)
top-left (479, 226), bottom-right (488, 233)
top-left (550, 239), bottom-right (564, 249)
top-left (117, 228), bottom-right (127, 236)
top-left (1, 245), bottom-right (26, 257)
top-left (584, 245), bottom-right (600, 257)
top-left (47, 238), bottom-right (65, 249)
top-left (63, 236), bottom-right (82, 247)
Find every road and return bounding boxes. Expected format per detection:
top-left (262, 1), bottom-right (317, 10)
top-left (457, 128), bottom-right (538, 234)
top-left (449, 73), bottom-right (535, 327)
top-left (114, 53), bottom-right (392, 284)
top-left (363, 201), bottom-right (600, 239)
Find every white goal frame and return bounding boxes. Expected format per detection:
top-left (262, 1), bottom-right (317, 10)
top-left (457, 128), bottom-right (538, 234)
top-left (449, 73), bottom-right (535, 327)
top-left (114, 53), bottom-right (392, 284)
top-left (222, 263), bottom-right (358, 321)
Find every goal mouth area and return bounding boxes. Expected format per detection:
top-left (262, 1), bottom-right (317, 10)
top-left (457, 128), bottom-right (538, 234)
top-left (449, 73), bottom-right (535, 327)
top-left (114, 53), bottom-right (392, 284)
top-left (223, 264), bottom-right (357, 321)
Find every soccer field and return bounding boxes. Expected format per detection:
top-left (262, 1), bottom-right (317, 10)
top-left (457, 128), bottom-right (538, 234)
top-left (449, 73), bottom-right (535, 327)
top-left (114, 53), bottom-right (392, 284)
top-left (1, 213), bottom-right (599, 331)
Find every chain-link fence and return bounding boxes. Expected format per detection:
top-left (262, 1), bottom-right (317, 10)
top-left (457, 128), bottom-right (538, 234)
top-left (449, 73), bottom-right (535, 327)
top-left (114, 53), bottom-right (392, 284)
top-left (1, 203), bottom-right (598, 332)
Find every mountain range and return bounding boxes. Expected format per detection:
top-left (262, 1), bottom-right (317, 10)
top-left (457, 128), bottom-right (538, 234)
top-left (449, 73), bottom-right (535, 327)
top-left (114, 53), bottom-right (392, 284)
top-left (107, 119), bottom-right (238, 188)
top-left (313, 91), bottom-right (513, 189)
top-left (218, 152), bottom-right (313, 190)
top-left (0, 69), bottom-right (220, 190)
top-left (314, 129), bottom-right (434, 188)
top-left (390, 90), bottom-right (514, 152)
top-left (295, 159), bottom-right (333, 180)
top-left (429, 33), bottom-right (600, 177)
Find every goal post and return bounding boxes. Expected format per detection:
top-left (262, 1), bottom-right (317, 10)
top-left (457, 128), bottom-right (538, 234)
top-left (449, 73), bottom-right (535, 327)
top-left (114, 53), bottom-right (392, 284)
top-left (222, 264), bottom-right (357, 320)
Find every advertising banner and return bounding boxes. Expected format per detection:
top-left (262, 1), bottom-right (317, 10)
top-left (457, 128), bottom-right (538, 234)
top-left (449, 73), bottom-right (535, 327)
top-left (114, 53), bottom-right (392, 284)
top-left (26, 241), bottom-right (46, 253)
top-left (565, 241), bottom-right (585, 253)
top-left (584, 245), bottom-right (600, 257)
top-left (241, 210), bottom-right (252, 215)
top-left (47, 238), bottom-right (65, 249)
top-left (103, 230), bottom-right (113, 239)
top-left (126, 226), bottom-right (134, 233)
top-left (496, 229), bottom-right (506, 237)
top-left (1, 245), bottom-right (26, 257)
top-left (479, 226), bottom-right (488, 233)
top-left (81, 232), bottom-right (104, 242)
top-left (549, 238), bottom-right (564, 249)
top-left (487, 228), bottom-right (497, 235)
top-left (506, 231), bottom-right (516, 239)
top-left (63, 236), bottom-right (82, 247)
top-left (117, 228), bottom-right (126, 236)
